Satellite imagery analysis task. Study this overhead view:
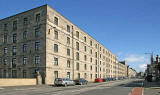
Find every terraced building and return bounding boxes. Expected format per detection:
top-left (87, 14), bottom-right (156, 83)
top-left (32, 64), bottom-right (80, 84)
top-left (0, 5), bottom-right (120, 84)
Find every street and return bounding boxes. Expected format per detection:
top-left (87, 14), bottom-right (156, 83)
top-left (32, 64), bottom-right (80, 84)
top-left (0, 79), bottom-right (144, 95)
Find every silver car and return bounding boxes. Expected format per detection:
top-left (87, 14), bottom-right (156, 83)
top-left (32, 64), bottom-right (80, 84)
top-left (54, 78), bottom-right (75, 87)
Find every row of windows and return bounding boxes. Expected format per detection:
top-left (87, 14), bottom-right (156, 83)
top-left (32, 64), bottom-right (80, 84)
top-left (54, 71), bottom-right (93, 79)
top-left (3, 13), bottom-right (41, 31)
top-left (1, 12), bottom-right (116, 59)
top-left (2, 56), bottom-right (40, 66)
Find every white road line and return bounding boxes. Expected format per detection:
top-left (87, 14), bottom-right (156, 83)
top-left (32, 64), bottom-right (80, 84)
top-left (0, 88), bottom-right (4, 90)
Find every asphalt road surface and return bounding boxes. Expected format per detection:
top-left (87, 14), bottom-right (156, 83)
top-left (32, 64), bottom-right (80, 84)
top-left (0, 79), bottom-right (144, 95)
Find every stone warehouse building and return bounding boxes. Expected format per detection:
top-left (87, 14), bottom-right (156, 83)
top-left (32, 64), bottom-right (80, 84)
top-left (0, 5), bottom-right (122, 84)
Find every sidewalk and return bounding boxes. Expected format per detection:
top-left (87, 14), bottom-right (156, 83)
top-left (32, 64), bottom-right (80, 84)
top-left (143, 80), bottom-right (160, 95)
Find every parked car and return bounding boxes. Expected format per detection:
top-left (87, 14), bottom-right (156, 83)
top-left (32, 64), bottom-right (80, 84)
top-left (54, 78), bottom-right (75, 87)
top-left (74, 78), bottom-right (88, 85)
top-left (95, 78), bottom-right (103, 83)
top-left (103, 78), bottom-right (110, 82)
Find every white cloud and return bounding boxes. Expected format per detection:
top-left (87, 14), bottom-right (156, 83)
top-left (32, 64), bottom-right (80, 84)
top-left (125, 54), bottom-right (147, 63)
top-left (123, 54), bottom-right (149, 72)
top-left (139, 64), bottom-right (147, 69)
top-left (117, 52), bottom-right (122, 56)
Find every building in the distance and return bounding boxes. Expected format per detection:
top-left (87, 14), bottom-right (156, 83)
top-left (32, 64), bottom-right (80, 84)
top-left (128, 67), bottom-right (137, 78)
top-left (145, 53), bottom-right (160, 81)
top-left (118, 61), bottom-right (127, 78)
top-left (0, 5), bottom-right (129, 84)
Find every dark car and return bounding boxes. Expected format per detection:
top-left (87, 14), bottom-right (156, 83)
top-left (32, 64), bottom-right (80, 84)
top-left (74, 78), bottom-right (88, 85)
top-left (145, 75), bottom-right (152, 82)
top-left (103, 78), bottom-right (110, 82)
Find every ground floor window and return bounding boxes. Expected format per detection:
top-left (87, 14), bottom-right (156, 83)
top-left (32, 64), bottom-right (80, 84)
top-left (3, 70), bottom-right (8, 78)
top-left (23, 70), bottom-right (27, 78)
top-left (12, 70), bottom-right (17, 78)
top-left (67, 72), bottom-right (70, 79)
top-left (54, 71), bottom-right (58, 79)
top-left (96, 74), bottom-right (98, 78)
top-left (90, 74), bottom-right (92, 79)
top-left (84, 73), bottom-right (87, 79)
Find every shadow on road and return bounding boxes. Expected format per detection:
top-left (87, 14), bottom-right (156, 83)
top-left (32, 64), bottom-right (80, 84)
top-left (117, 80), bottom-right (144, 87)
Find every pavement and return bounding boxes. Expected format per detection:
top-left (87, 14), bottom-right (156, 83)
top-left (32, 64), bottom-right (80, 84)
top-left (0, 79), bottom-right (144, 95)
top-left (144, 80), bottom-right (160, 95)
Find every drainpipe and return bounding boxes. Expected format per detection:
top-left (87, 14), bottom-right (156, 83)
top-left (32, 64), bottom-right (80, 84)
top-left (72, 26), bottom-right (75, 80)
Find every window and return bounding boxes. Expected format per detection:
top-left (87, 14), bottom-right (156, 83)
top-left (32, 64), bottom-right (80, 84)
top-left (96, 74), bottom-right (98, 78)
top-left (76, 52), bottom-right (79, 60)
top-left (84, 36), bottom-right (87, 42)
top-left (67, 72), bottom-right (70, 79)
top-left (3, 59), bottom-right (7, 65)
top-left (84, 55), bottom-right (87, 61)
top-left (67, 48), bottom-right (70, 56)
top-left (90, 74), bottom-right (92, 79)
top-left (13, 20), bottom-right (17, 30)
top-left (54, 71), bottom-right (58, 79)
top-left (76, 31), bottom-right (79, 38)
top-left (12, 58), bottom-right (16, 68)
top-left (90, 49), bottom-right (92, 54)
top-left (23, 31), bottom-right (27, 39)
top-left (84, 73), bottom-right (87, 79)
top-left (96, 60), bottom-right (98, 65)
top-left (76, 42), bottom-right (79, 50)
top-left (95, 67), bottom-right (98, 72)
top-left (90, 58), bottom-right (92, 63)
top-left (67, 37), bottom-right (70, 44)
top-left (12, 70), bottom-right (17, 78)
top-left (76, 62), bottom-right (79, 70)
top-left (3, 34), bottom-right (7, 43)
top-left (84, 64), bottom-right (87, 70)
top-left (35, 56), bottom-right (40, 64)
top-left (90, 40), bottom-right (93, 46)
top-left (54, 44), bottom-right (58, 52)
top-left (35, 27), bottom-right (40, 37)
top-left (95, 44), bottom-right (98, 49)
top-left (12, 46), bottom-right (16, 55)
top-left (84, 46), bottom-right (87, 52)
top-left (54, 57), bottom-right (58, 65)
top-left (95, 52), bottom-right (97, 58)
top-left (23, 70), bottom-right (27, 78)
top-left (36, 13), bottom-right (40, 22)
top-left (78, 73), bottom-right (80, 79)
top-left (67, 25), bottom-right (70, 32)
top-left (90, 66), bottom-right (92, 71)
top-left (54, 30), bottom-right (58, 39)
top-left (35, 41), bottom-right (40, 51)
top-left (13, 34), bottom-right (17, 43)
top-left (4, 47), bottom-right (7, 54)
top-left (3, 70), bottom-right (7, 78)
top-left (23, 44), bottom-right (27, 52)
top-left (4, 23), bottom-right (8, 31)
top-left (23, 57), bottom-right (27, 64)
top-left (67, 60), bottom-right (70, 68)
top-left (54, 17), bottom-right (58, 25)
top-left (24, 17), bottom-right (28, 25)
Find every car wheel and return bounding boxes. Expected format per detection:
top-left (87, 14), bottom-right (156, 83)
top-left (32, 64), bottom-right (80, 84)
top-left (64, 83), bottom-right (67, 87)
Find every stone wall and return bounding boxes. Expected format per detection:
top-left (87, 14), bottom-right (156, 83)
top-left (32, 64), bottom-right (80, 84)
top-left (0, 78), bottom-right (36, 87)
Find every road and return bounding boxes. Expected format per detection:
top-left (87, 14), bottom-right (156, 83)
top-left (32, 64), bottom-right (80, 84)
top-left (0, 79), bottom-right (144, 95)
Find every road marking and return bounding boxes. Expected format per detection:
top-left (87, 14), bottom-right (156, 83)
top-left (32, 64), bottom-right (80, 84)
top-left (0, 88), bottom-right (4, 90)
top-left (130, 87), bottom-right (143, 95)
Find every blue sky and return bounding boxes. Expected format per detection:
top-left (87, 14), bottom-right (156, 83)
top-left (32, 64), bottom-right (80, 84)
top-left (1, 0), bottom-right (160, 72)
